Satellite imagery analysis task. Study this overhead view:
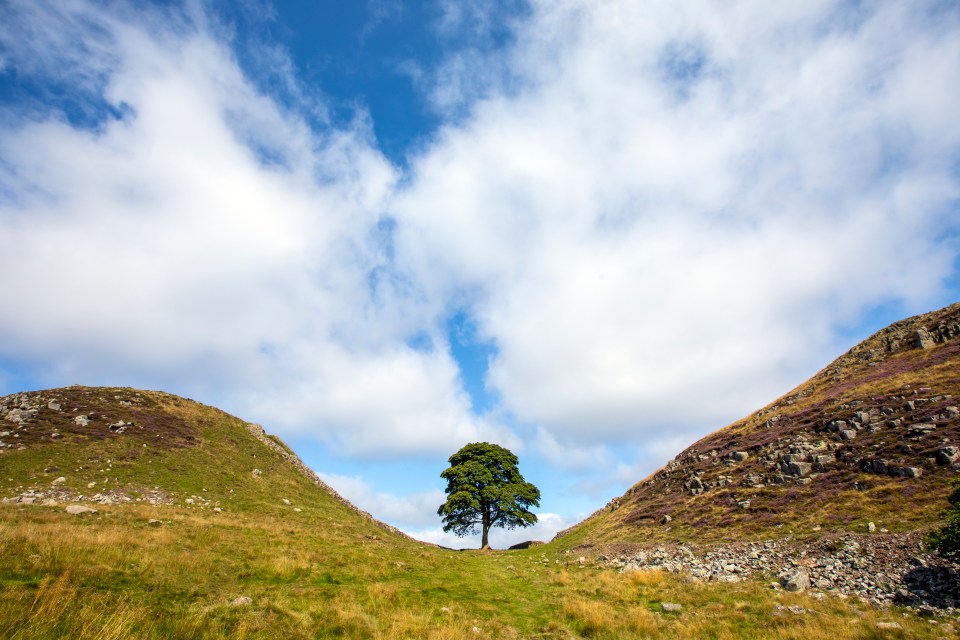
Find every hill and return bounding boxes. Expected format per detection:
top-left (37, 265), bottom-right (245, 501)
top-left (1, 379), bottom-right (957, 637)
top-left (553, 302), bottom-right (960, 608)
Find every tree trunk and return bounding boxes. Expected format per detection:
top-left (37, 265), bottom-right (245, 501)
top-left (481, 507), bottom-right (490, 549)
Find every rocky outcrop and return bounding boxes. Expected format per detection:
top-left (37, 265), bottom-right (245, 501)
top-left (608, 532), bottom-right (960, 611)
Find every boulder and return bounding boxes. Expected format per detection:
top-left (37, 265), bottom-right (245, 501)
top-left (913, 329), bottom-right (934, 349)
top-left (65, 505), bottom-right (97, 515)
top-left (780, 569), bottom-right (810, 592)
top-left (785, 462), bottom-right (812, 477)
top-left (661, 602), bottom-right (682, 612)
top-left (936, 446), bottom-right (960, 465)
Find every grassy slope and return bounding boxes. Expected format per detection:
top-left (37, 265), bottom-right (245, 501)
top-left (554, 303), bottom-right (960, 551)
top-left (0, 387), bottom-right (954, 638)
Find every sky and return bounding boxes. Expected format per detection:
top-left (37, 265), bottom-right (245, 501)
top-left (1, 0), bottom-right (959, 548)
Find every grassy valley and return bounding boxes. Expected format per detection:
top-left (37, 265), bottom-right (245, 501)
top-left (2, 302), bottom-right (960, 638)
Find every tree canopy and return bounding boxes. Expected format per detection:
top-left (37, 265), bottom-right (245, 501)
top-left (437, 442), bottom-right (540, 549)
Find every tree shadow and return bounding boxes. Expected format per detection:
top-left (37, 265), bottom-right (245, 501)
top-left (895, 563), bottom-right (960, 609)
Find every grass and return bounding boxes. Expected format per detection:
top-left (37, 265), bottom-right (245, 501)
top-left (2, 381), bottom-right (959, 637)
top-left (0, 504), bottom-right (954, 639)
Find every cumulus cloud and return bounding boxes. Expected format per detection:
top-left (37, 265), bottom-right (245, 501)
top-left (393, 0), bottom-right (960, 460)
top-left (1, 0), bottom-right (959, 518)
top-left (0, 0), bottom-right (506, 457)
top-left (408, 512), bottom-right (573, 550)
top-left (318, 472), bottom-right (446, 529)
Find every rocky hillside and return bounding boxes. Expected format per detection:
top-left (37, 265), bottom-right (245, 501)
top-left (558, 302), bottom-right (960, 547)
top-left (0, 385), bottom-right (403, 536)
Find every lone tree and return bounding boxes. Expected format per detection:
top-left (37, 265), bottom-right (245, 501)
top-left (437, 442), bottom-right (540, 549)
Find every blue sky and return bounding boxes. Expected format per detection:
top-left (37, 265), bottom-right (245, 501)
top-left (1, 0), bottom-right (959, 547)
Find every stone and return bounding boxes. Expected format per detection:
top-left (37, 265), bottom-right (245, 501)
top-left (661, 514), bottom-right (672, 525)
top-left (51, 476), bottom-right (66, 485)
top-left (282, 498), bottom-right (291, 505)
top-left (74, 415), bottom-right (89, 427)
top-left (731, 451), bottom-right (748, 461)
top-left (780, 569), bottom-right (810, 592)
top-left (941, 406), bottom-right (960, 420)
top-left (867, 522), bottom-right (876, 533)
top-left (839, 429), bottom-right (857, 440)
top-left (785, 462), bottom-right (812, 477)
top-left (185, 498), bottom-right (195, 504)
top-left (914, 329), bottom-right (934, 349)
top-left (47, 401), bottom-right (61, 411)
top-left (787, 605), bottom-right (806, 615)
top-left (65, 505), bottom-right (97, 515)
top-left (815, 578), bottom-right (832, 590)
top-left (251, 468), bottom-right (262, 478)
top-left (293, 508), bottom-right (302, 512)
top-left (230, 596), bottom-right (252, 607)
top-left (213, 507), bottom-right (223, 513)
top-left (661, 602), bottom-right (682, 612)
top-left (937, 446), bottom-right (960, 465)
top-left (876, 622), bottom-right (902, 630)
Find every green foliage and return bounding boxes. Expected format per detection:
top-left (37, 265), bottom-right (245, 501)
top-left (925, 478), bottom-right (960, 558)
top-left (437, 442), bottom-right (540, 548)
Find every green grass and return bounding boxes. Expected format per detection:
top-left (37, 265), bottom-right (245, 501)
top-left (0, 386), bottom-right (956, 638)
top-left (1, 503), bottom-right (954, 639)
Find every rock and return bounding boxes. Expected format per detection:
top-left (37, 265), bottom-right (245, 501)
top-left (661, 514), bottom-right (672, 525)
top-left (785, 462), bottom-right (812, 477)
top-left (787, 605), bottom-right (806, 615)
top-left (914, 329), bottom-right (934, 349)
top-left (941, 406), bottom-right (960, 420)
top-left (282, 498), bottom-right (291, 505)
top-left (47, 401), bottom-right (61, 411)
top-left (876, 621), bottom-right (902, 630)
top-left (213, 507), bottom-right (223, 513)
top-left (251, 468), bottom-right (262, 478)
top-left (839, 429), bottom-right (857, 440)
top-left (731, 451), bottom-right (749, 462)
top-left (148, 519), bottom-right (162, 527)
top-left (65, 505), bottom-right (97, 515)
top-left (230, 596), bottom-right (252, 607)
top-left (293, 508), bottom-right (302, 513)
top-left (74, 415), bottom-right (89, 427)
top-left (51, 476), bottom-right (66, 485)
top-left (867, 522), bottom-right (876, 533)
top-left (661, 602), bottom-right (682, 612)
top-left (780, 569), bottom-right (810, 592)
top-left (937, 446), bottom-right (960, 465)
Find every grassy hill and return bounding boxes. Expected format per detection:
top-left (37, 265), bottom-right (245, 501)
top-left (554, 302), bottom-right (960, 550)
top-left (1, 357), bottom-right (958, 637)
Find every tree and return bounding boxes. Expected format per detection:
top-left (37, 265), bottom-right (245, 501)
top-left (925, 478), bottom-right (960, 559)
top-left (437, 442), bottom-right (540, 549)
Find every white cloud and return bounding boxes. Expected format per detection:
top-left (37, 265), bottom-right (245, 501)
top-left (0, 0), bottom-right (959, 516)
top-left (393, 0), bottom-right (960, 455)
top-left (0, 0), bottom-right (512, 458)
top-left (408, 512), bottom-right (573, 550)
top-left (318, 472), bottom-right (446, 529)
